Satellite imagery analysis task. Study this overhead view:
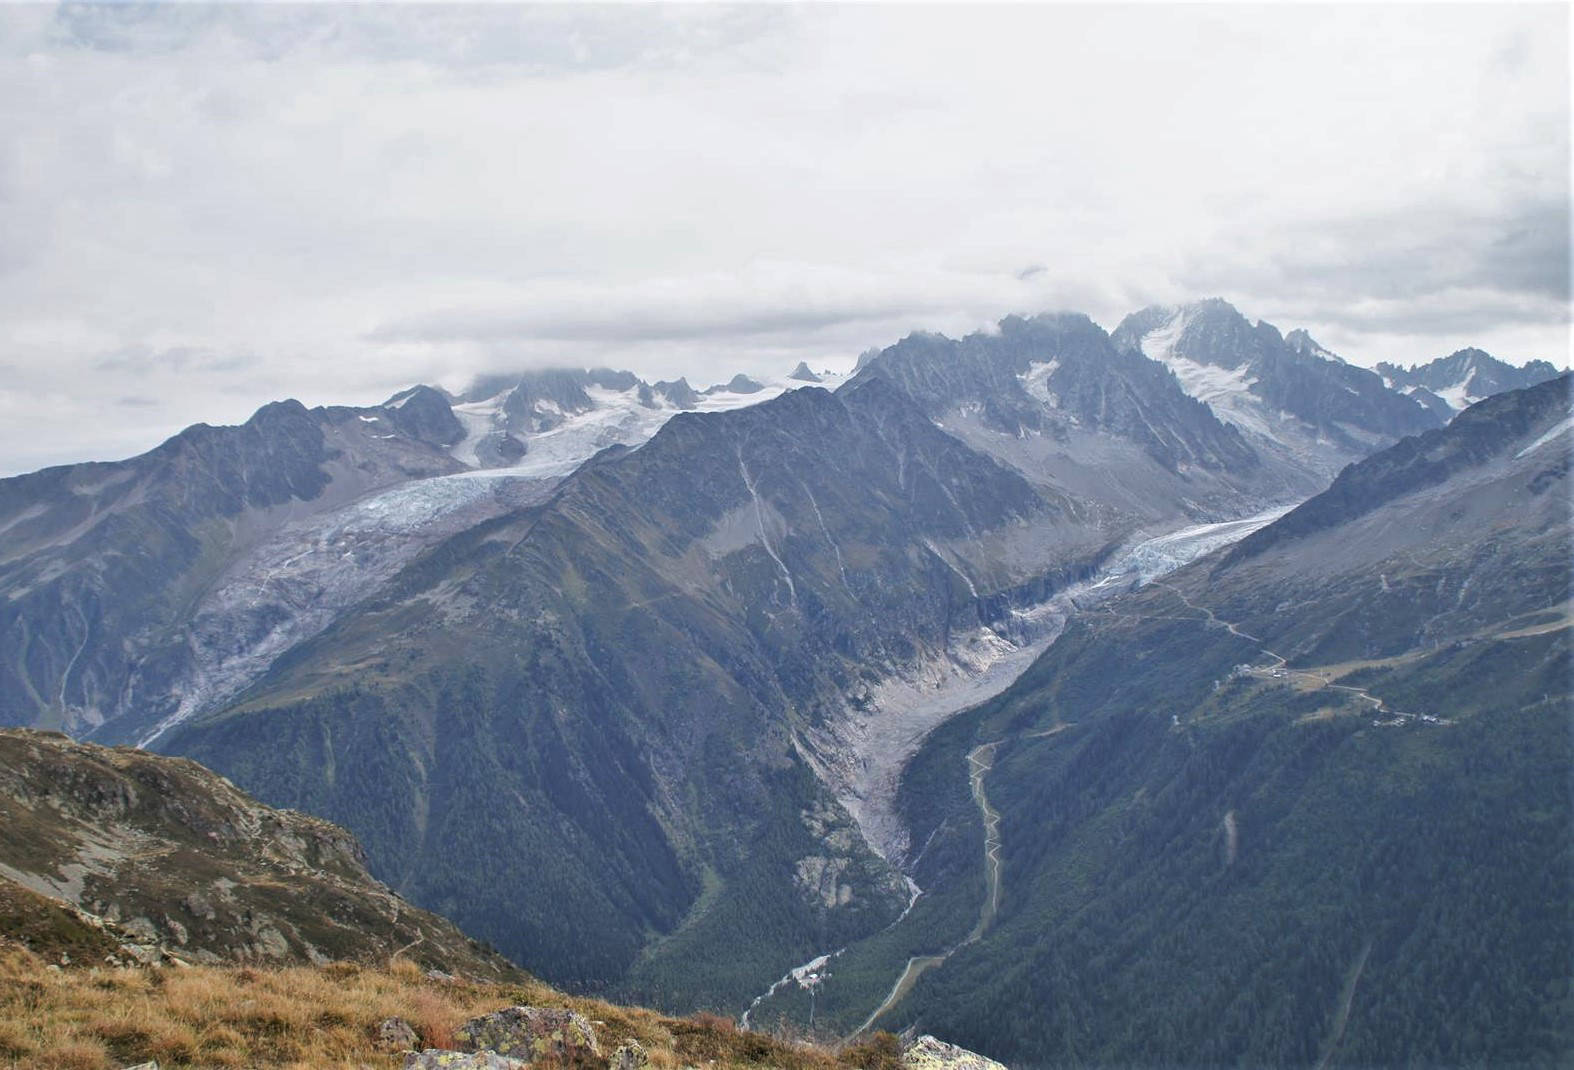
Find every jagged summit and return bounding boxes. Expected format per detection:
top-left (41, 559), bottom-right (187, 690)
top-left (1377, 347), bottom-right (1562, 417)
top-left (653, 377), bottom-right (700, 408)
top-left (1284, 327), bottom-right (1344, 363)
top-left (704, 373), bottom-right (765, 394)
top-left (789, 361), bottom-right (823, 383)
top-left (1112, 298), bottom-right (1441, 473)
top-left (848, 310), bottom-right (1257, 478)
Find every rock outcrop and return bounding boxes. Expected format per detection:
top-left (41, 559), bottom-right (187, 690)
top-left (405, 1053), bottom-right (531, 1070)
top-left (454, 1005), bottom-right (601, 1062)
top-left (902, 1035), bottom-right (1008, 1070)
top-left (0, 728), bottom-right (521, 980)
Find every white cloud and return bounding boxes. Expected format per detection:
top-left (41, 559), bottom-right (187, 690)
top-left (0, 3), bottom-right (1566, 474)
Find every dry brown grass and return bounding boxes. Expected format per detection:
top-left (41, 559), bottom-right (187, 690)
top-left (0, 944), bottom-right (896, 1069)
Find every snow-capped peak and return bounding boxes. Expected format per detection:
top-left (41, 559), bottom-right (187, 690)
top-left (445, 365), bottom-right (850, 481)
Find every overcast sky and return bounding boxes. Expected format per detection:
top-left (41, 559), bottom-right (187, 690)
top-left (0, 3), bottom-right (1568, 474)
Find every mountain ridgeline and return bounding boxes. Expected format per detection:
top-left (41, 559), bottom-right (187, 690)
top-left (162, 380), bottom-right (1084, 1005)
top-left (0, 397), bottom-right (466, 738)
top-left (0, 298), bottom-right (1565, 1065)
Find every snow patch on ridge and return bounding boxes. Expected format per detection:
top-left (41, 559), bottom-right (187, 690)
top-left (1137, 310), bottom-right (1271, 438)
top-left (1435, 371), bottom-right (1483, 414)
top-left (1516, 414), bottom-right (1574, 459)
top-left (1019, 360), bottom-right (1060, 405)
top-left (447, 371), bottom-right (852, 478)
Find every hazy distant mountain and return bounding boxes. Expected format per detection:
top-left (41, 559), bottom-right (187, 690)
top-left (1377, 347), bottom-right (1562, 418)
top-left (845, 312), bottom-right (1326, 525)
top-left (1111, 299), bottom-right (1444, 480)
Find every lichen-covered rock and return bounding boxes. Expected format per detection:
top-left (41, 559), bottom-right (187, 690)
top-left (403, 1051), bottom-right (531, 1070)
top-left (902, 1035), bottom-right (1007, 1070)
top-left (455, 1005), bottom-right (600, 1062)
top-left (611, 1038), bottom-right (650, 1070)
top-left (377, 1016), bottom-right (420, 1051)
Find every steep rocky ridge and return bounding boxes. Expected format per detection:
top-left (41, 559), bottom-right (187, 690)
top-left (159, 380), bottom-right (1122, 1011)
top-left (0, 728), bottom-right (521, 979)
top-left (0, 398), bottom-right (466, 737)
top-left (1225, 373), bottom-right (1572, 568)
top-left (1377, 346), bottom-right (1562, 418)
top-left (1111, 299), bottom-right (1445, 481)
top-left (845, 312), bottom-right (1320, 525)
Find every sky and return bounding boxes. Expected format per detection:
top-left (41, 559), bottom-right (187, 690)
top-left (0, 2), bottom-right (1568, 475)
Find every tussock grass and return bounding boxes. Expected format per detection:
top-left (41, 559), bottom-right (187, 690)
top-left (0, 945), bottom-right (899, 1069)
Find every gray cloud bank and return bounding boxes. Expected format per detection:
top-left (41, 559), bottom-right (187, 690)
top-left (0, 3), bottom-right (1566, 475)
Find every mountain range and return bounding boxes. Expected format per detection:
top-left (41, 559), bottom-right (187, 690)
top-left (0, 298), bottom-right (1565, 1064)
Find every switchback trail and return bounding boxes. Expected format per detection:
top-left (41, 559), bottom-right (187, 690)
top-left (1148, 581), bottom-right (1435, 724)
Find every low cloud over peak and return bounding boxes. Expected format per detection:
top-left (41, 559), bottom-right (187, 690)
top-left (0, 3), bottom-right (1565, 474)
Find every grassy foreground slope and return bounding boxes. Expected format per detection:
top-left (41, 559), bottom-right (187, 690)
top-left (0, 947), bottom-right (904, 1070)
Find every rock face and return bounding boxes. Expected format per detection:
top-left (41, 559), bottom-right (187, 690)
top-left (902, 1035), bottom-right (1007, 1070)
top-left (610, 1038), bottom-right (650, 1070)
top-left (853, 312), bottom-right (1259, 475)
top-left (454, 1006), bottom-right (601, 1062)
top-left (845, 311), bottom-right (1318, 526)
top-left (0, 728), bottom-right (521, 979)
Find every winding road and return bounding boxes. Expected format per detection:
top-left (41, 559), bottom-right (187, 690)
top-left (1149, 581), bottom-right (1433, 724)
top-left (851, 741), bottom-right (1004, 1037)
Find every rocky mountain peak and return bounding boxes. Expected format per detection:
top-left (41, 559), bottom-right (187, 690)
top-left (1376, 348), bottom-right (1564, 416)
top-left (1284, 327), bottom-right (1344, 363)
top-left (381, 385), bottom-right (467, 446)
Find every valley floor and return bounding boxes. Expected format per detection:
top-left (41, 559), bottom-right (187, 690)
top-left (754, 505), bottom-right (1298, 1034)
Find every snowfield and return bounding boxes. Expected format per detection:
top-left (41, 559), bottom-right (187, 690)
top-left (449, 372), bottom-right (850, 477)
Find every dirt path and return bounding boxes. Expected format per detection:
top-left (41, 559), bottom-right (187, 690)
top-left (1315, 938), bottom-right (1373, 1070)
top-left (1149, 582), bottom-right (1438, 725)
top-left (850, 741), bottom-right (1005, 1037)
top-left (965, 743), bottom-right (1002, 941)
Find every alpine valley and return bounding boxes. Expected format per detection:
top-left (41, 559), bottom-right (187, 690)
top-left (1, 299), bottom-right (1567, 1066)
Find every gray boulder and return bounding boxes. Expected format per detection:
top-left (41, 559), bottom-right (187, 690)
top-left (377, 1016), bottom-right (420, 1050)
top-left (611, 1038), bottom-right (650, 1070)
